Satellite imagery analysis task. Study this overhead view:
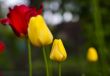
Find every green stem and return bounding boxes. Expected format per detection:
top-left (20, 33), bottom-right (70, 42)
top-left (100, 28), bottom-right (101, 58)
top-left (91, 0), bottom-right (107, 75)
top-left (92, 0), bottom-right (106, 61)
top-left (28, 39), bottom-right (32, 76)
top-left (58, 63), bottom-right (61, 76)
top-left (42, 46), bottom-right (49, 76)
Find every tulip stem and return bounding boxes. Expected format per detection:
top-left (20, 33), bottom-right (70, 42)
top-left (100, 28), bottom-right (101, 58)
top-left (58, 63), bottom-right (61, 76)
top-left (28, 39), bottom-right (32, 76)
top-left (43, 46), bottom-right (49, 76)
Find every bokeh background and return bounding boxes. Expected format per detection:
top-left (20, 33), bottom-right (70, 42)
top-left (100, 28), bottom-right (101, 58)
top-left (0, 0), bottom-right (110, 76)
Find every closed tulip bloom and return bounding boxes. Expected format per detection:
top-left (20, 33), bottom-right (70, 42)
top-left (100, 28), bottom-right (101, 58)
top-left (28, 15), bottom-right (53, 47)
top-left (50, 39), bottom-right (67, 62)
top-left (0, 41), bottom-right (5, 53)
top-left (87, 47), bottom-right (98, 62)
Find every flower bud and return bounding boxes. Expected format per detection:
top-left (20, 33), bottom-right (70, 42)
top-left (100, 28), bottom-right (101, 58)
top-left (50, 39), bottom-right (67, 62)
top-left (28, 15), bottom-right (53, 47)
top-left (87, 47), bottom-right (98, 62)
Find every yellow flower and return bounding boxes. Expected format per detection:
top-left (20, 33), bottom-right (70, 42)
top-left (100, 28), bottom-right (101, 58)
top-left (87, 47), bottom-right (98, 62)
top-left (50, 39), bottom-right (67, 62)
top-left (28, 15), bottom-right (53, 47)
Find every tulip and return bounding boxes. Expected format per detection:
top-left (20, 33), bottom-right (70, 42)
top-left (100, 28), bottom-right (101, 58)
top-left (0, 4), bottom-right (43, 37)
top-left (0, 41), bottom-right (5, 53)
top-left (87, 47), bottom-right (98, 62)
top-left (28, 15), bottom-right (53, 47)
top-left (50, 39), bottom-right (67, 62)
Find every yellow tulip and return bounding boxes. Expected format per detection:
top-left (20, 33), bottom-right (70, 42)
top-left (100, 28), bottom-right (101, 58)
top-left (87, 47), bottom-right (98, 62)
top-left (50, 39), bottom-right (67, 62)
top-left (28, 15), bottom-right (53, 47)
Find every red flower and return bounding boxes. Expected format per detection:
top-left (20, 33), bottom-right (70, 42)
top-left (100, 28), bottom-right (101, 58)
top-left (0, 41), bottom-right (5, 53)
top-left (0, 4), bottom-right (43, 37)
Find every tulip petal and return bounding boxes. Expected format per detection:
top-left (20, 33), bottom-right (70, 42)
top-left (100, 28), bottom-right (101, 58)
top-left (28, 15), bottom-right (53, 47)
top-left (87, 47), bottom-right (98, 62)
top-left (28, 17), bottom-right (41, 46)
top-left (0, 18), bottom-right (10, 25)
top-left (50, 39), bottom-right (67, 62)
top-left (50, 39), bottom-right (64, 62)
top-left (58, 39), bottom-right (67, 60)
top-left (8, 8), bottom-right (27, 36)
top-left (1, 4), bottom-right (42, 37)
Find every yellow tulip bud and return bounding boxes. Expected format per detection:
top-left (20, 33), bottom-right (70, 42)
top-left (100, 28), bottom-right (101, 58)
top-left (50, 39), bottom-right (67, 62)
top-left (87, 47), bottom-right (98, 62)
top-left (28, 15), bottom-right (53, 47)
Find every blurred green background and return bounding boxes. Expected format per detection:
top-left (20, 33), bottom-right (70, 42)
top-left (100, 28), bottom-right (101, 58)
top-left (0, 0), bottom-right (110, 76)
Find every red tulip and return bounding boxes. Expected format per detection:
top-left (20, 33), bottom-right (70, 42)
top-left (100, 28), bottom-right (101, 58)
top-left (0, 41), bottom-right (5, 53)
top-left (0, 4), bottom-right (43, 37)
